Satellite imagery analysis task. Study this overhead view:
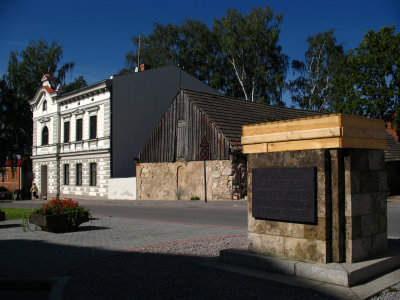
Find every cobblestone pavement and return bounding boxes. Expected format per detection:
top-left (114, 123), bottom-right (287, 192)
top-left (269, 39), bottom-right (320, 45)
top-left (0, 217), bottom-right (246, 277)
top-left (1, 215), bottom-right (399, 299)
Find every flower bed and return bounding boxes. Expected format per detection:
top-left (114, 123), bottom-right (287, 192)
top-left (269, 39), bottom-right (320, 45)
top-left (25, 198), bottom-right (90, 232)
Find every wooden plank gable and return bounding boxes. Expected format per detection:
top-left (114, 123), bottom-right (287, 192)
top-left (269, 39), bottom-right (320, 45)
top-left (138, 91), bottom-right (231, 163)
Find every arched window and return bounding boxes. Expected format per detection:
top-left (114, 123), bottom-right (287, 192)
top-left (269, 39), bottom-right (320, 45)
top-left (42, 126), bottom-right (49, 145)
top-left (43, 100), bottom-right (47, 111)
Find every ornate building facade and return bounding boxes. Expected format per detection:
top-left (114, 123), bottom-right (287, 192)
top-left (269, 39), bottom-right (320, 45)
top-left (31, 74), bottom-right (111, 200)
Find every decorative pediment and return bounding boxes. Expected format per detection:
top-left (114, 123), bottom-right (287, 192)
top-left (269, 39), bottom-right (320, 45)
top-left (61, 113), bottom-right (72, 119)
top-left (73, 109), bottom-right (85, 116)
top-left (39, 117), bottom-right (51, 123)
top-left (86, 105), bottom-right (100, 115)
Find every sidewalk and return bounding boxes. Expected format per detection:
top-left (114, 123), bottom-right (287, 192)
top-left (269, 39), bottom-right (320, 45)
top-left (0, 217), bottom-right (247, 278)
top-left (1, 202), bottom-right (399, 299)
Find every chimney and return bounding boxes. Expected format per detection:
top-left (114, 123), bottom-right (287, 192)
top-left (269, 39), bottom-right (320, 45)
top-left (140, 64), bottom-right (151, 72)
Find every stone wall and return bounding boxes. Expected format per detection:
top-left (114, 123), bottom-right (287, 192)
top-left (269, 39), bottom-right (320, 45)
top-left (344, 149), bottom-right (388, 262)
top-left (137, 160), bottom-right (239, 200)
top-left (248, 150), bottom-right (332, 263)
top-left (247, 149), bottom-right (388, 263)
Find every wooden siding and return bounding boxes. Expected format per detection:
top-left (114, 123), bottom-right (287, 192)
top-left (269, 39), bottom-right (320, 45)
top-left (138, 91), bottom-right (231, 162)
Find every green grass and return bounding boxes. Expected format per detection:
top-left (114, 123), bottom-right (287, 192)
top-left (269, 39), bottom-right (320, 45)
top-left (0, 207), bottom-right (31, 220)
top-left (190, 196), bottom-right (200, 200)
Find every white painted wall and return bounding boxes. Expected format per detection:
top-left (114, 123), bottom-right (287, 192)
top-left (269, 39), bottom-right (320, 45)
top-left (108, 177), bottom-right (137, 200)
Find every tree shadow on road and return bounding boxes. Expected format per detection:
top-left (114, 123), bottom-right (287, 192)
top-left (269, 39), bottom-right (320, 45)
top-left (0, 239), bottom-right (339, 300)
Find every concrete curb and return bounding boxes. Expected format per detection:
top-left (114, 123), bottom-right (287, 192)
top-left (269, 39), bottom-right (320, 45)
top-left (220, 241), bottom-right (400, 287)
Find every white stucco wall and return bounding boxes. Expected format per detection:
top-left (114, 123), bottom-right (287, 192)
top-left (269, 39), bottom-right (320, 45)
top-left (108, 177), bottom-right (137, 200)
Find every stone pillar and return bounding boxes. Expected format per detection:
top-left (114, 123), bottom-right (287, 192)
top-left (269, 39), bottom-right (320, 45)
top-left (344, 149), bottom-right (388, 262)
top-left (242, 114), bottom-right (388, 263)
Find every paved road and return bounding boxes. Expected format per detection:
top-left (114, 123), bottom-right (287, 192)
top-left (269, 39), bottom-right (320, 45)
top-left (0, 199), bottom-right (248, 228)
top-left (2, 198), bottom-right (399, 237)
top-left (388, 200), bottom-right (400, 238)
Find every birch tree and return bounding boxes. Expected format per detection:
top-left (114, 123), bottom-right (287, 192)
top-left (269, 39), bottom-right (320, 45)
top-left (288, 29), bottom-right (345, 111)
top-left (213, 6), bottom-right (288, 104)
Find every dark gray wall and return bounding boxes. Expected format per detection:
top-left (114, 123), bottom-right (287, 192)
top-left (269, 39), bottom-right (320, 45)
top-left (112, 65), bottom-right (218, 178)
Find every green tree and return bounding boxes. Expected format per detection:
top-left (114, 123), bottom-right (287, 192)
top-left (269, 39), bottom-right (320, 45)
top-left (122, 19), bottom-right (216, 85)
top-left (122, 6), bottom-right (288, 104)
top-left (335, 26), bottom-right (400, 131)
top-left (1, 39), bottom-right (79, 168)
top-left (213, 6), bottom-right (288, 104)
top-left (288, 29), bottom-right (346, 111)
top-left (0, 79), bottom-right (31, 170)
top-left (6, 39), bottom-right (75, 101)
top-left (62, 75), bottom-right (88, 93)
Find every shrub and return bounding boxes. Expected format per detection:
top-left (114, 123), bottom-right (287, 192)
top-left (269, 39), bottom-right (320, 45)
top-left (23, 198), bottom-right (90, 231)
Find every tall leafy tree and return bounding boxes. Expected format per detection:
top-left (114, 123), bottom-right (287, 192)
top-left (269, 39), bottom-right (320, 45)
top-left (122, 6), bottom-right (288, 104)
top-left (1, 39), bottom-right (79, 168)
top-left (0, 79), bottom-right (31, 170)
top-left (288, 29), bottom-right (345, 111)
top-left (213, 6), bottom-right (288, 104)
top-left (123, 19), bottom-right (216, 84)
top-left (62, 75), bottom-right (88, 93)
top-left (334, 26), bottom-right (400, 132)
top-left (6, 39), bottom-right (75, 101)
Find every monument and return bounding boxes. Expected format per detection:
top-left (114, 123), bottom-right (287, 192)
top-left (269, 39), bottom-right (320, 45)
top-left (220, 114), bottom-right (400, 290)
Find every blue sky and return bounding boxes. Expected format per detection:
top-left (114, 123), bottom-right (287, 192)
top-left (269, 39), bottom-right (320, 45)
top-left (0, 0), bottom-right (399, 103)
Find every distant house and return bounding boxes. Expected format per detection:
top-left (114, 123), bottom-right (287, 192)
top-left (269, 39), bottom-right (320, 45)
top-left (136, 89), bottom-right (320, 200)
top-left (30, 65), bottom-right (217, 200)
top-left (0, 159), bottom-right (32, 196)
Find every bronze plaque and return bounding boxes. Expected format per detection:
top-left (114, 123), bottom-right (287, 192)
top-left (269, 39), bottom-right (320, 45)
top-left (252, 167), bottom-right (316, 224)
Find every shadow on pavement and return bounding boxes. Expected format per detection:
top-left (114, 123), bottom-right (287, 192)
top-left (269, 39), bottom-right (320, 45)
top-left (0, 239), bottom-right (338, 299)
top-left (75, 225), bottom-right (110, 232)
top-left (0, 223), bottom-right (21, 229)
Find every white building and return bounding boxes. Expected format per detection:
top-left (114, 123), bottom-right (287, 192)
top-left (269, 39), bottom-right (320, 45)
top-left (31, 74), bottom-right (112, 200)
top-left (30, 66), bottom-right (217, 200)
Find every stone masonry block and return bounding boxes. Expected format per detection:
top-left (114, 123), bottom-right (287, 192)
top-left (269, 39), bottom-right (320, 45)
top-left (283, 150), bottom-right (326, 170)
top-left (260, 220), bottom-right (305, 238)
top-left (346, 236), bottom-right (372, 263)
top-left (348, 193), bottom-right (375, 217)
top-left (248, 213), bottom-right (266, 234)
top-left (283, 237), bottom-right (327, 263)
top-left (347, 149), bottom-right (370, 173)
top-left (361, 214), bottom-right (379, 237)
top-left (267, 221), bottom-right (304, 238)
top-left (377, 171), bottom-right (389, 192)
top-left (346, 216), bottom-right (362, 240)
top-left (370, 232), bottom-right (387, 256)
top-left (368, 150), bottom-right (385, 172)
top-left (317, 171), bottom-right (327, 195)
top-left (377, 212), bottom-right (387, 234)
top-left (357, 172), bottom-right (379, 194)
top-left (304, 218), bottom-right (327, 241)
top-left (251, 152), bottom-right (284, 168)
top-left (317, 193), bottom-right (329, 217)
top-left (248, 232), bottom-right (285, 257)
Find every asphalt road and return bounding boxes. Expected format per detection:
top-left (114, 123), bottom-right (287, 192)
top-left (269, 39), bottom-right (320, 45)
top-left (1, 198), bottom-right (399, 236)
top-left (388, 200), bottom-right (400, 238)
